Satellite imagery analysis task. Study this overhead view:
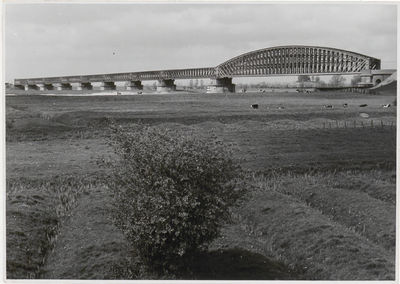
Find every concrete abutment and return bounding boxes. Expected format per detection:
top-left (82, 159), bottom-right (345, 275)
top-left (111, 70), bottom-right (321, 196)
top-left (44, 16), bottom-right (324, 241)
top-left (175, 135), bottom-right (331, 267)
top-left (358, 69), bottom-right (396, 87)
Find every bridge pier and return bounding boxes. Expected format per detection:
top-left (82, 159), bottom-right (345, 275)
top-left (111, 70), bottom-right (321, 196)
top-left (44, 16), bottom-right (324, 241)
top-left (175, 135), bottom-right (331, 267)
top-left (38, 84), bottom-right (55, 91)
top-left (125, 80), bottom-right (143, 90)
top-left (77, 82), bottom-right (93, 90)
top-left (100, 81), bottom-right (116, 91)
top-left (14, 85), bottom-right (25, 90)
top-left (55, 83), bottom-right (72, 90)
top-left (207, 77), bottom-right (235, 93)
top-left (24, 84), bottom-right (39, 91)
top-left (157, 79), bottom-right (176, 92)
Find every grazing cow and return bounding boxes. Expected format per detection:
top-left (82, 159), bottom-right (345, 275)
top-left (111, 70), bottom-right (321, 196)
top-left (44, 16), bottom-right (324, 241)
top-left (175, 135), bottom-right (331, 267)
top-left (278, 106), bottom-right (284, 109)
top-left (343, 103), bottom-right (348, 108)
top-left (382, 104), bottom-right (391, 108)
top-left (324, 105), bottom-right (333, 108)
top-left (251, 104), bottom-right (259, 109)
top-left (359, 104), bottom-right (368, 107)
top-left (117, 92), bottom-right (121, 95)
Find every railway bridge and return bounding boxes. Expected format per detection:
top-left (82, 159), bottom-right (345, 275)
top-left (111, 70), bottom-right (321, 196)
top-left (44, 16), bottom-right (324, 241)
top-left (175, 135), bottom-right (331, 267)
top-left (14, 45), bottom-right (385, 93)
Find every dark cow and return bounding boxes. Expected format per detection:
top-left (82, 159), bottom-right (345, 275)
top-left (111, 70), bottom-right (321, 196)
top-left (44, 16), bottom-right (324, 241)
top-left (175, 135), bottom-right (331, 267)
top-left (359, 104), bottom-right (368, 107)
top-left (251, 104), bottom-right (259, 109)
top-left (324, 105), bottom-right (333, 108)
top-left (382, 104), bottom-right (391, 108)
top-left (117, 92), bottom-right (121, 95)
top-left (137, 91), bottom-right (142, 94)
top-left (343, 103), bottom-right (348, 108)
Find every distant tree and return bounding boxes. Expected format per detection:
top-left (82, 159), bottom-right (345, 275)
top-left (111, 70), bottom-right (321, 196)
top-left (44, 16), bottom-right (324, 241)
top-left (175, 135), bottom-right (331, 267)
top-left (329, 75), bottom-right (346, 87)
top-left (297, 75), bottom-right (311, 82)
top-left (200, 80), bottom-right (204, 89)
top-left (189, 79), bottom-right (193, 89)
top-left (316, 80), bottom-right (327, 87)
top-left (194, 79), bottom-right (199, 89)
top-left (153, 82), bottom-right (157, 90)
top-left (315, 76), bottom-right (321, 83)
top-left (350, 75), bottom-right (362, 87)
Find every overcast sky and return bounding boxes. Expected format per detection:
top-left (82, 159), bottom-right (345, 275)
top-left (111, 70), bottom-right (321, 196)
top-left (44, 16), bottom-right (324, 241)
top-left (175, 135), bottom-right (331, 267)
top-left (3, 2), bottom-right (398, 83)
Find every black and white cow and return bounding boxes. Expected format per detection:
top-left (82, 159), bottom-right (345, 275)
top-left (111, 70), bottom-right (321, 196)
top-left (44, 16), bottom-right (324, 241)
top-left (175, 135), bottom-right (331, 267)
top-left (324, 105), bottom-right (334, 108)
top-left (343, 103), bottom-right (348, 108)
top-left (382, 104), bottom-right (391, 108)
top-left (251, 104), bottom-right (259, 109)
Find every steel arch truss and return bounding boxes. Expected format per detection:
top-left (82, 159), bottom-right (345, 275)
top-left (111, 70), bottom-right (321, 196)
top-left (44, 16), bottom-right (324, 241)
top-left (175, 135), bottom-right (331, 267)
top-left (216, 45), bottom-right (381, 77)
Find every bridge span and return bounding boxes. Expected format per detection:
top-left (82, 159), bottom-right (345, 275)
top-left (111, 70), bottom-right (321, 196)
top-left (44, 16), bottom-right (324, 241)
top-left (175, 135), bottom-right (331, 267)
top-left (14, 45), bottom-right (382, 93)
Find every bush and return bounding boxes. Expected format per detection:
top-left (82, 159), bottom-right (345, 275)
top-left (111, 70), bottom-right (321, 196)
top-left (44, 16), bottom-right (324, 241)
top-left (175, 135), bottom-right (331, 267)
top-left (100, 123), bottom-right (249, 278)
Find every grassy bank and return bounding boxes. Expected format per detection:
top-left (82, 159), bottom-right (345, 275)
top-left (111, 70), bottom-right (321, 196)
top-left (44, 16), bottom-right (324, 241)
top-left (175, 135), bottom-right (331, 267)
top-left (5, 91), bottom-right (397, 280)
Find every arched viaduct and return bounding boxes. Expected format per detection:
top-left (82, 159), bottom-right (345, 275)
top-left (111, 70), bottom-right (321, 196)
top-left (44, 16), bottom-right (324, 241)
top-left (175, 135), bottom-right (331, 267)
top-left (14, 45), bottom-right (385, 93)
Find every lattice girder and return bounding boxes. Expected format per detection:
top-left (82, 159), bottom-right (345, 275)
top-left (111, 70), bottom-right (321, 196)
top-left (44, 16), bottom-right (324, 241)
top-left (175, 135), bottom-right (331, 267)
top-left (216, 45), bottom-right (380, 77)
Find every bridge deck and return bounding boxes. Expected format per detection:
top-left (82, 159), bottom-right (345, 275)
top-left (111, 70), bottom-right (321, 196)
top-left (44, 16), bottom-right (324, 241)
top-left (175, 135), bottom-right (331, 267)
top-left (14, 45), bottom-right (380, 85)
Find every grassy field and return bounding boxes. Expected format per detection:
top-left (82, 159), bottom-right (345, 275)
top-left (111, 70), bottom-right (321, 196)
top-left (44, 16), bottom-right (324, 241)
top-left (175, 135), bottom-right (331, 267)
top-left (5, 90), bottom-right (397, 280)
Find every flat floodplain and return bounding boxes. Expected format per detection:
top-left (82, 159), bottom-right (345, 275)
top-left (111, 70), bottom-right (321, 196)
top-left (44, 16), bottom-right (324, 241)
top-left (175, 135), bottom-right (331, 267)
top-left (5, 90), bottom-right (397, 280)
